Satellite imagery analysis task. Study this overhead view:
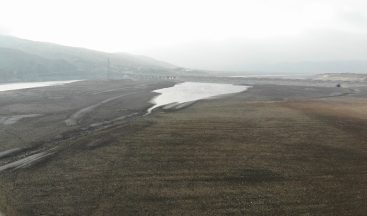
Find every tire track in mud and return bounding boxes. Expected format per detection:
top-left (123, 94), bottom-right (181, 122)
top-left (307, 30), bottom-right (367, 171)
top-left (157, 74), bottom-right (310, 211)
top-left (65, 93), bottom-right (136, 126)
top-left (0, 81), bottom-right (241, 172)
top-left (0, 92), bottom-right (145, 173)
top-left (0, 112), bottom-right (141, 173)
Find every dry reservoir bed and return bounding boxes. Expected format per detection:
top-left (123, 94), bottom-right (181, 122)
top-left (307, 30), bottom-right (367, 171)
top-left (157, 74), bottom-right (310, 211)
top-left (0, 79), bottom-right (366, 215)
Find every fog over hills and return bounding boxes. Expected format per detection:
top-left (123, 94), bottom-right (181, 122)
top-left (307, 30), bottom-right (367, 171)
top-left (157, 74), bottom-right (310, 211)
top-left (0, 35), bottom-right (185, 83)
top-left (145, 29), bottom-right (367, 74)
top-left (2, 34), bottom-right (367, 83)
top-left (2, 0), bottom-right (367, 76)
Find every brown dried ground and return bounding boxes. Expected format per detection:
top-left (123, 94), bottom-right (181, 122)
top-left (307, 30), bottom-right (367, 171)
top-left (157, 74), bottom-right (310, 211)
top-left (0, 82), bottom-right (366, 215)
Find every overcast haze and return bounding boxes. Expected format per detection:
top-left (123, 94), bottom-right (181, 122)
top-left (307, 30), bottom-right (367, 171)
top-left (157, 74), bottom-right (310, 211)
top-left (1, 0), bottom-right (367, 72)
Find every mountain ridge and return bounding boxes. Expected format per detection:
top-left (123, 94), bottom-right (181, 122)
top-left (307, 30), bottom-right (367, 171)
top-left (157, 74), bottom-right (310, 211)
top-left (0, 35), bottom-right (184, 82)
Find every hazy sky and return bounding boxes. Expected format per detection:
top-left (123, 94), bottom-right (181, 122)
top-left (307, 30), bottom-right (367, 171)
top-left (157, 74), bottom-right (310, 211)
top-left (1, 0), bottom-right (367, 71)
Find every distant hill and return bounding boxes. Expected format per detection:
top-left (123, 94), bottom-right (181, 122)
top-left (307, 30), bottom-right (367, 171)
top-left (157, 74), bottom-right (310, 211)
top-left (0, 35), bottom-right (189, 83)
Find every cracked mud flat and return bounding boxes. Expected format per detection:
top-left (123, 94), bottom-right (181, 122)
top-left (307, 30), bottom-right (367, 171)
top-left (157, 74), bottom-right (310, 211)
top-left (0, 78), bottom-right (366, 215)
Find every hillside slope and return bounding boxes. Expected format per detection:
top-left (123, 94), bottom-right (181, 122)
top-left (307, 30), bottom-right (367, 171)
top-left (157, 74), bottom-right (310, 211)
top-left (0, 35), bottom-right (182, 82)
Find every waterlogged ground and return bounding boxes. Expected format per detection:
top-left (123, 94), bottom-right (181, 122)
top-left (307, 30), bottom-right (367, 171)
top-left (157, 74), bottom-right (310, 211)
top-left (147, 82), bottom-right (250, 113)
